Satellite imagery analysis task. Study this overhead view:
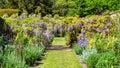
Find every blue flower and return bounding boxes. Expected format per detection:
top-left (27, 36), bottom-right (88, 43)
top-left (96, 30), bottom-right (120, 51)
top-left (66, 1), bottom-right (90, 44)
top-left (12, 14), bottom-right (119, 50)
top-left (77, 37), bottom-right (89, 47)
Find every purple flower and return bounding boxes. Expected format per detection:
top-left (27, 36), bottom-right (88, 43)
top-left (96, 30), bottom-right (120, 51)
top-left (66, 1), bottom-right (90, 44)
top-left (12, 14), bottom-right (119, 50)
top-left (43, 30), bottom-right (52, 40)
top-left (53, 25), bottom-right (58, 33)
top-left (58, 24), bottom-right (63, 29)
top-left (33, 29), bottom-right (41, 35)
top-left (31, 24), bottom-right (36, 28)
top-left (67, 26), bottom-right (73, 32)
top-left (77, 37), bottom-right (89, 47)
top-left (38, 22), bottom-right (47, 30)
top-left (77, 23), bottom-right (83, 28)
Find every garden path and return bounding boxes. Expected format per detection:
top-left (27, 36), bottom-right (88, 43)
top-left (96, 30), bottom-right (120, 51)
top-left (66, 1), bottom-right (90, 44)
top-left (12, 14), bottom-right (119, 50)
top-left (31, 37), bottom-right (83, 68)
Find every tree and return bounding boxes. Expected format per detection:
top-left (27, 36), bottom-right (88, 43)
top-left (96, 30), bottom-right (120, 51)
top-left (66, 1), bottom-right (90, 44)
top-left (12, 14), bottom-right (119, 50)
top-left (52, 0), bottom-right (68, 16)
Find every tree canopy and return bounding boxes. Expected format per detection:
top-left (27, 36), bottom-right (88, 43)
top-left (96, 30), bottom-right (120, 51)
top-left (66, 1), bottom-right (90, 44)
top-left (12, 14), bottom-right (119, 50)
top-left (0, 0), bottom-right (120, 17)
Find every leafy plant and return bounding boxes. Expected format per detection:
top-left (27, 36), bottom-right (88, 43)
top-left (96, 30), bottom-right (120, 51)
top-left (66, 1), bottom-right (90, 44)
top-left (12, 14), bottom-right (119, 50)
top-left (73, 43), bottom-right (83, 55)
top-left (80, 48), bottom-right (97, 63)
top-left (2, 51), bottom-right (28, 68)
top-left (86, 54), bottom-right (100, 68)
top-left (113, 38), bottom-right (120, 66)
top-left (22, 45), bottom-right (45, 65)
top-left (96, 51), bottom-right (118, 68)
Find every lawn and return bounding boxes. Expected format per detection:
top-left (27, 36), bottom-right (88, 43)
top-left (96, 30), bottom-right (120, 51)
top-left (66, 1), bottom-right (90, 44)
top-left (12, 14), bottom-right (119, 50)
top-left (39, 49), bottom-right (82, 68)
top-left (52, 37), bottom-right (67, 46)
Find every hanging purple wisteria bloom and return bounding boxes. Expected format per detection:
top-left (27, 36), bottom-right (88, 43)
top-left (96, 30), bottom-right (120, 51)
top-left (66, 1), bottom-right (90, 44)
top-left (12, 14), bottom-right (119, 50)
top-left (38, 22), bottom-right (47, 30)
top-left (33, 29), bottom-right (41, 35)
top-left (77, 23), bottom-right (83, 28)
top-left (31, 24), bottom-right (36, 28)
top-left (43, 30), bottom-right (52, 40)
top-left (67, 26), bottom-right (73, 32)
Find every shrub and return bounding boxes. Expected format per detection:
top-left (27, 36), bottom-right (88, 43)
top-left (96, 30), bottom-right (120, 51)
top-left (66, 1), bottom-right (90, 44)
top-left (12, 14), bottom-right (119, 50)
top-left (65, 32), bottom-right (77, 47)
top-left (50, 34), bottom-right (55, 43)
top-left (67, 0), bottom-right (120, 17)
top-left (80, 48), bottom-right (97, 63)
top-left (87, 54), bottom-right (100, 68)
top-left (96, 51), bottom-right (118, 68)
top-left (73, 43), bottom-right (83, 55)
top-left (22, 45), bottom-right (45, 65)
top-left (0, 53), bottom-right (3, 66)
top-left (2, 52), bottom-right (28, 68)
top-left (0, 9), bottom-right (19, 16)
top-left (113, 38), bottom-right (120, 65)
top-left (15, 32), bottom-right (30, 46)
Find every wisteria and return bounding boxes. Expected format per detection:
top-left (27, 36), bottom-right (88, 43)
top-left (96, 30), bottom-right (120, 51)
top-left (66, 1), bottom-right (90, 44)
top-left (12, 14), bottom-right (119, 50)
top-left (67, 26), bottom-right (73, 32)
top-left (77, 23), bottom-right (83, 28)
top-left (38, 22), bottom-right (47, 30)
top-left (31, 24), bottom-right (36, 29)
top-left (33, 29), bottom-right (41, 35)
top-left (43, 30), bottom-right (52, 40)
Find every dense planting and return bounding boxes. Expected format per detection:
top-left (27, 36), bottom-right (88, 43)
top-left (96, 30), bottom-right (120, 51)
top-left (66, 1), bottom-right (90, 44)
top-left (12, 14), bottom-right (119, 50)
top-left (1, 0), bottom-right (120, 16)
top-left (1, 0), bottom-right (120, 68)
top-left (0, 11), bottom-right (120, 68)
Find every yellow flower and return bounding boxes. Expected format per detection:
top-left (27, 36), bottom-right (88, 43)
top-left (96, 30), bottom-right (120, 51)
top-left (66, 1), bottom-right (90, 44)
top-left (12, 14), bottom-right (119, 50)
top-left (88, 38), bottom-right (94, 48)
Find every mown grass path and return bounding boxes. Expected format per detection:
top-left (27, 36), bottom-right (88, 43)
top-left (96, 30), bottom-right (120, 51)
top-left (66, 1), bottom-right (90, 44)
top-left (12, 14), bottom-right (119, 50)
top-left (39, 50), bottom-right (82, 68)
top-left (52, 37), bottom-right (67, 46)
top-left (39, 37), bottom-right (82, 68)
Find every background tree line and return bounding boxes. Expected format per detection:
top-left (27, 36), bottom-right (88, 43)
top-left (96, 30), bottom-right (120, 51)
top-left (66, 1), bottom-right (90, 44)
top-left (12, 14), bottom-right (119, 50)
top-left (0, 0), bottom-right (120, 17)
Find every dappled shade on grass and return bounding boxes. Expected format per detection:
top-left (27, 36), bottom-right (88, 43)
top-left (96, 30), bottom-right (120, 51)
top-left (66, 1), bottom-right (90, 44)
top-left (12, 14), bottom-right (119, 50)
top-left (39, 50), bottom-right (82, 68)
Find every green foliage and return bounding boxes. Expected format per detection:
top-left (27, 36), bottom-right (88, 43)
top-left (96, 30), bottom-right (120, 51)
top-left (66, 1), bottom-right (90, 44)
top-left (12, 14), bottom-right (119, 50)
top-left (0, 53), bottom-right (3, 66)
top-left (1, 0), bottom-right (120, 16)
top-left (86, 54), bottom-right (100, 68)
top-left (80, 48), bottom-right (97, 63)
top-left (0, 36), bottom-right (4, 47)
top-left (96, 51), bottom-right (118, 68)
top-left (95, 35), bottom-right (108, 53)
top-left (15, 32), bottom-right (30, 46)
top-left (3, 52), bottom-right (28, 68)
top-left (0, 9), bottom-right (19, 16)
top-left (22, 45), bottom-right (45, 65)
top-left (67, 0), bottom-right (120, 17)
top-left (52, 0), bottom-right (68, 16)
top-left (113, 38), bottom-right (120, 65)
top-left (65, 32), bottom-right (77, 47)
top-left (50, 34), bottom-right (55, 43)
top-left (94, 34), bottom-right (116, 53)
top-left (73, 43), bottom-right (83, 55)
